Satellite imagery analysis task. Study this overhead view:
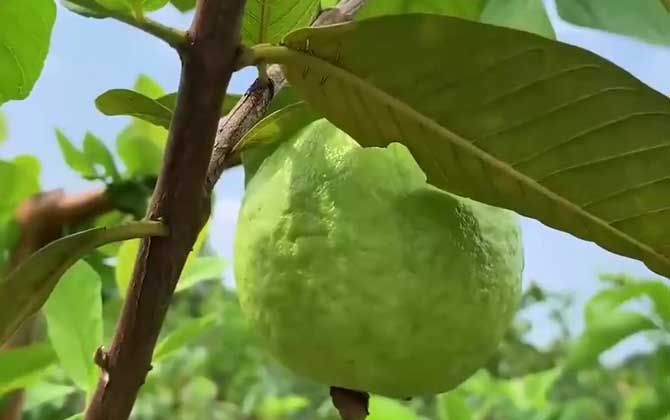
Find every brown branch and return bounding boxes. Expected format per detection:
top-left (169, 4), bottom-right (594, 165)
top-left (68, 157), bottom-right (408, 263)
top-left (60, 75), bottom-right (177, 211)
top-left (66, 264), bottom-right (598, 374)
top-left (1, 188), bottom-right (113, 420)
top-left (83, 0), bottom-right (246, 419)
top-left (205, 0), bottom-right (368, 191)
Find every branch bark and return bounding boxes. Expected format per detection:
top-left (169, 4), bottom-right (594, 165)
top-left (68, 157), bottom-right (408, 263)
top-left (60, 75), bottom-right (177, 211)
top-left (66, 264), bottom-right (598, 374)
top-left (1, 188), bottom-right (113, 420)
top-left (205, 0), bottom-right (368, 190)
top-left (84, 1), bottom-right (246, 419)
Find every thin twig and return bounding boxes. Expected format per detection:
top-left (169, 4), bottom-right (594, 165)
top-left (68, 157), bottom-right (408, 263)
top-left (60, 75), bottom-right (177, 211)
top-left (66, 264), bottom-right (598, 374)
top-left (205, 0), bottom-right (368, 191)
top-left (83, 0), bottom-right (246, 418)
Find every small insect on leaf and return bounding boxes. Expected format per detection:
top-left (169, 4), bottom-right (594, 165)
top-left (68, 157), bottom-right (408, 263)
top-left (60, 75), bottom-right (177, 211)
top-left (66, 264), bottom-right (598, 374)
top-left (0, 221), bottom-right (168, 345)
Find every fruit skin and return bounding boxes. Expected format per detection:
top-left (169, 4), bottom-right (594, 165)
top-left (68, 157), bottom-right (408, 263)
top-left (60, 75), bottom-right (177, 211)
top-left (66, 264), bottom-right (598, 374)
top-left (234, 119), bottom-right (523, 398)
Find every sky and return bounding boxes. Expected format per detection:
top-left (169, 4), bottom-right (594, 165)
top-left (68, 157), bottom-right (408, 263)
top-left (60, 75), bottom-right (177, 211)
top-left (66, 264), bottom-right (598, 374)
top-left (1, 1), bottom-right (669, 360)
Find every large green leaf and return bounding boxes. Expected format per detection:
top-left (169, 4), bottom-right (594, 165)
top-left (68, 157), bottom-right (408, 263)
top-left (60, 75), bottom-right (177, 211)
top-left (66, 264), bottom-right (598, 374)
top-left (0, 221), bottom-right (167, 345)
top-left (170, 0), bottom-right (195, 12)
top-left (0, 0), bottom-right (56, 105)
top-left (242, 0), bottom-right (320, 45)
top-left (556, 0), bottom-right (670, 45)
top-left (44, 260), bottom-right (102, 391)
top-left (256, 14), bottom-right (670, 278)
top-left (0, 343), bottom-right (57, 394)
top-left (356, 0), bottom-right (487, 20)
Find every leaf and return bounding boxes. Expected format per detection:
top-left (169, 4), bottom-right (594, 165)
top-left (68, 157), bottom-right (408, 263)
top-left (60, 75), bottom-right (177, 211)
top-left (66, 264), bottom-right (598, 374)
top-left (24, 382), bottom-right (76, 410)
top-left (95, 0), bottom-right (131, 12)
top-left (116, 134), bottom-right (163, 176)
top-left (153, 313), bottom-right (220, 362)
top-left (61, 0), bottom-right (108, 17)
top-left (354, 0), bottom-right (554, 38)
top-left (83, 132), bottom-right (120, 181)
top-left (556, 0), bottom-right (670, 45)
top-left (585, 278), bottom-right (670, 323)
top-left (437, 392), bottom-right (473, 420)
top-left (170, 0), bottom-right (195, 12)
top-left (0, 0), bottom-right (56, 104)
top-left (134, 74), bottom-right (165, 98)
top-left (0, 111), bottom-right (7, 144)
top-left (96, 89), bottom-right (174, 129)
top-left (142, 0), bottom-right (169, 11)
top-left (0, 343), bottom-right (57, 394)
top-left (176, 257), bottom-right (226, 292)
top-left (481, 0), bottom-right (555, 39)
top-left (98, 89), bottom-right (242, 130)
top-left (566, 311), bottom-right (657, 369)
top-left (56, 129), bottom-right (97, 179)
top-left (115, 222), bottom-right (209, 295)
top-left (64, 414), bottom-right (84, 420)
top-left (238, 101), bottom-right (320, 151)
top-left (0, 155), bottom-right (41, 216)
top-left (257, 14), bottom-right (670, 278)
top-left (367, 396), bottom-right (418, 420)
top-left (356, 0), bottom-right (487, 21)
top-left (242, 0), bottom-right (320, 45)
top-left (44, 261), bottom-right (102, 391)
top-left (0, 221), bottom-right (167, 345)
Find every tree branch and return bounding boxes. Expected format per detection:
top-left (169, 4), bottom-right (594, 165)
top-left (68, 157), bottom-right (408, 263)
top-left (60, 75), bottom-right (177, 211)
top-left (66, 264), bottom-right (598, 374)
top-left (84, 0), bottom-right (246, 418)
top-left (205, 0), bottom-right (368, 191)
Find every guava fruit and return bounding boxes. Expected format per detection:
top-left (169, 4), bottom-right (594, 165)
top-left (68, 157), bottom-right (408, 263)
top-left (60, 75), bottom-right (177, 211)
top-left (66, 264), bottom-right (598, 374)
top-left (234, 119), bottom-right (523, 398)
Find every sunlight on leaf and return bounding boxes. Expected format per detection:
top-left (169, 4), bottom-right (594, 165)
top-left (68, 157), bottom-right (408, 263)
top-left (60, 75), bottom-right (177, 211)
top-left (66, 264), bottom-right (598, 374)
top-left (0, 343), bottom-right (57, 394)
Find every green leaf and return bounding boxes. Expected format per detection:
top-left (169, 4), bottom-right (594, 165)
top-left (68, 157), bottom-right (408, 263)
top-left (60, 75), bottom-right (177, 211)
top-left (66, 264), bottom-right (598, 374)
top-left (0, 221), bottom-right (167, 345)
top-left (481, 0), bottom-right (554, 39)
top-left (0, 0), bottom-right (56, 104)
top-left (95, 0), bottom-right (131, 12)
top-left (0, 343), bottom-right (57, 394)
top-left (258, 14), bottom-right (670, 278)
top-left (56, 129), bottom-right (97, 179)
top-left (566, 311), bottom-right (657, 369)
top-left (44, 261), bottom-right (102, 391)
top-left (242, 0), bottom-right (320, 45)
top-left (134, 74), bottom-right (165, 98)
top-left (239, 101), bottom-right (320, 151)
top-left (176, 257), bottom-right (226, 292)
top-left (64, 414), bottom-right (84, 420)
top-left (0, 155), bottom-right (41, 216)
top-left (367, 396), bottom-right (418, 420)
top-left (115, 222), bottom-right (209, 295)
top-left (24, 382), bottom-right (76, 411)
top-left (170, 0), bottom-right (195, 12)
top-left (354, 0), bottom-right (554, 38)
top-left (586, 278), bottom-right (670, 324)
top-left (142, 0), bottom-right (169, 12)
top-left (83, 132), bottom-right (120, 181)
top-left (60, 0), bottom-right (108, 18)
top-left (239, 101), bottom-right (320, 182)
top-left (116, 134), bottom-right (163, 177)
top-left (556, 0), bottom-right (670, 45)
top-left (153, 313), bottom-right (220, 362)
top-left (96, 89), bottom-right (174, 129)
top-left (0, 111), bottom-right (7, 144)
top-left (356, 0), bottom-right (487, 20)
top-left (437, 392), bottom-right (473, 420)
top-left (99, 90), bottom-right (242, 131)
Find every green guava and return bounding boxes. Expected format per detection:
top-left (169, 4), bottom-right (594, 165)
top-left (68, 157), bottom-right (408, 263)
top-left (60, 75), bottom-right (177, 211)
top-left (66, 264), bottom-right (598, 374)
top-left (234, 119), bottom-right (523, 398)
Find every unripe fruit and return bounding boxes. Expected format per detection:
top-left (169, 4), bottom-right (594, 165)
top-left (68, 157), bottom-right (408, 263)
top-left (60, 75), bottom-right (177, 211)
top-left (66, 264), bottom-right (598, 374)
top-left (234, 120), bottom-right (523, 398)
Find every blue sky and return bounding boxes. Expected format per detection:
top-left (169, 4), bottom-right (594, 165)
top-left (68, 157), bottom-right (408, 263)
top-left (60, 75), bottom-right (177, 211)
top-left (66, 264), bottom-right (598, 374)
top-left (1, 1), bottom-right (669, 358)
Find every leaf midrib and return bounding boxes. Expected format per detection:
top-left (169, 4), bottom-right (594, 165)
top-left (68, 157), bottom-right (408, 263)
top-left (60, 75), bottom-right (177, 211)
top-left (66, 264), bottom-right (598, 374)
top-left (253, 44), bottom-right (670, 273)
